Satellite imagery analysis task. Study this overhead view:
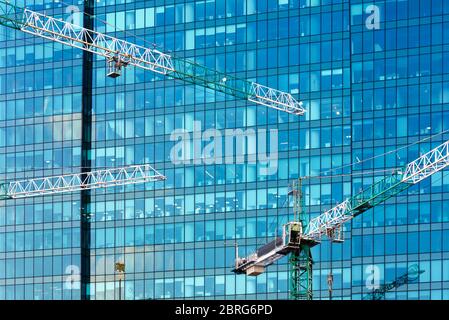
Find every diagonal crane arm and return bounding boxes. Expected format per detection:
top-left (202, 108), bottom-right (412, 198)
top-left (233, 140), bottom-right (449, 278)
top-left (0, 1), bottom-right (305, 115)
top-left (305, 140), bottom-right (449, 241)
top-left (0, 164), bottom-right (166, 200)
top-left (0, 0), bottom-right (21, 29)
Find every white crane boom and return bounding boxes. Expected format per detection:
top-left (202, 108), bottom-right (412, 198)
top-left (5, 6), bottom-right (304, 115)
top-left (0, 164), bottom-right (166, 199)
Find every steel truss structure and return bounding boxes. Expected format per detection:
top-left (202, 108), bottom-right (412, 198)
top-left (0, 164), bottom-right (165, 200)
top-left (0, 0), bottom-right (21, 29)
top-left (289, 247), bottom-right (313, 300)
top-left (306, 140), bottom-right (449, 241)
top-left (233, 140), bottom-right (449, 299)
top-left (0, 1), bottom-right (304, 115)
top-left (403, 140), bottom-right (449, 183)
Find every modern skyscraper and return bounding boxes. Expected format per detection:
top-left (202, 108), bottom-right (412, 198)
top-left (1, 0), bottom-right (449, 300)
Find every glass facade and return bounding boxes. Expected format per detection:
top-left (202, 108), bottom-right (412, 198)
top-left (1, 0), bottom-right (449, 300)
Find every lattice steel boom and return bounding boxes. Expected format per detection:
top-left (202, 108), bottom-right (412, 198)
top-left (0, 1), bottom-right (305, 115)
top-left (305, 139), bottom-right (449, 241)
top-left (233, 140), bottom-right (449, 285)
top-left (0, 164), bottom-right (166, 199)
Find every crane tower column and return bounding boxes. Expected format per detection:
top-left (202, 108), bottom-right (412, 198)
top-left (289, 178), bottom-right (313, 300)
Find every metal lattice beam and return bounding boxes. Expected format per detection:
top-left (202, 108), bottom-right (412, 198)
top-left (402, 140), bottom-right (449, 184)
top-left (304, 200), bottom-right (353, 241)
top-left (0, 1), bottom-right (24, 29)
top-left (289, 247), bottom-right (313, 300)
top-left (305, 140), bottom-right (449, 241)
top-left (21, 9), bottom-right (175, 74)
top-left (0, 164), bottom-right (165, 199)
top-left (6, 6), bottom-right (304, 115)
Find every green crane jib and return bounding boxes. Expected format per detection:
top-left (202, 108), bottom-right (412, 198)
top-left (0, 1), bottom-right (304, 115)
top-left (233, 140), bottom-right (449, 300)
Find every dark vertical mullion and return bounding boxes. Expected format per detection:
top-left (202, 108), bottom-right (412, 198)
top-left (348, 0), bottom-right (354, 300)
top-left (80, 0), bottom-right (94, 301)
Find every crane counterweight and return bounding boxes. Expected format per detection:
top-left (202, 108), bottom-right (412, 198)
top-left (233, 221), bottom-right (319, 276)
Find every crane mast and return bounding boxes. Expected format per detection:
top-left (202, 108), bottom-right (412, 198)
top-left (233, 140), bottom-right (449, 299)
top-left (0, 1), bottom-right (305, 115)
top-left (288, 179), bottom-right (313, 300)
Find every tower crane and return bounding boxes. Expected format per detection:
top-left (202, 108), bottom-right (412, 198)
top-left (0, 1), bottom-right (305, 115)
top-left (233, 140), bottom-right (449, 300)
top-left (0, 164), bottom-right (166, 200)
top-left (363, 264), bottom-right (425, 300)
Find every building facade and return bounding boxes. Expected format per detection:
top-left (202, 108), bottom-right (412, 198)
top-left (1, 0), bottom-right (449, 300)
